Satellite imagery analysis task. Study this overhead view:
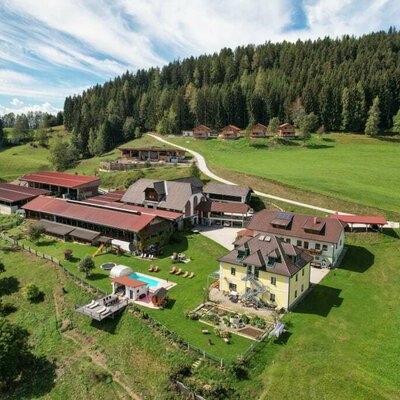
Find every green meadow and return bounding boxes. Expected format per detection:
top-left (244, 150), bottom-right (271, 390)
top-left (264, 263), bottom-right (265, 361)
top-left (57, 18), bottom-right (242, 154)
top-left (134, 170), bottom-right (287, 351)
top-left (168, 134), bottom-right (400, 217)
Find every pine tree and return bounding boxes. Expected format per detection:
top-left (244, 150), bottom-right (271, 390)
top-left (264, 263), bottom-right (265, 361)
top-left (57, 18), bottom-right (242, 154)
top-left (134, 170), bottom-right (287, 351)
top-left (365, 97), bottom-right (381, 136)
top-left (392, 108), bottom-right (400, 133)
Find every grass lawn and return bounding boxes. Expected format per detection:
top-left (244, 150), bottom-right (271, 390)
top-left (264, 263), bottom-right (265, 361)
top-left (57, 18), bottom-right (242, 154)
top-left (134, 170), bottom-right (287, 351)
top-left (167, 134), bottom-right (400, 218)
top-left (8, 225), bottom-right (252, 361)
top-left (232, 230), bottom-right (400, 399)
top-left (0, 243), bottom-right (196, 399)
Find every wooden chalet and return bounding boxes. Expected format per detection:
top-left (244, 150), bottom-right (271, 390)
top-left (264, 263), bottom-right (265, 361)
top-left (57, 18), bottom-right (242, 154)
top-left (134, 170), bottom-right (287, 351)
top-left (278, 123), bottom-right (296, 139)
top-left (219, 125), bottom-right (241, 140)
top-left (118, 147), bottom-right (185, 163)
top-left (251, 123), bottom-right (268, 138)
top-left (192, 125), bottom-right (211, 139)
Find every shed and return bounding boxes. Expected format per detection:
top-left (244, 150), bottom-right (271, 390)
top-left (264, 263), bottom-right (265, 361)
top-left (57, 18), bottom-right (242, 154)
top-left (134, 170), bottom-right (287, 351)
top-left (151, 287), bottom-right (168, 306)
top-left (109, 265), bottom-right (133, 279)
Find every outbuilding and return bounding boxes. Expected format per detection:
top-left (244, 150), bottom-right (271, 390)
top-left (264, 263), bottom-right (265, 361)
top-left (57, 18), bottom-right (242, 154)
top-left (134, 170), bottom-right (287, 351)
top-left (111, 276), bottom-right (148, 301)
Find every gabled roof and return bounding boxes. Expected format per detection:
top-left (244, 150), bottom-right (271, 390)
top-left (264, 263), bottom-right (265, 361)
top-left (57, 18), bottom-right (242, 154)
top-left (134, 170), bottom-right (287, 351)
top-left (0, 183), bottom-right (50, 203)
top-left (279, 123), bottom-right (294, 128)
top-left (121, 178), bottom-right (201, 212)
top-left (221, 124), bottom-right (240, 132)
top-left (21, 171), bottom-right (100, 189)
top-left (252, 123), bottom-right (268, 132)
top-left (219, 234), bottom-right (312, 277)
top-left (22, 197), bottom-right (157, 233)
top-left (173, 176), bottom-right (203, 189)
top-left (118, 146), bottom-right (183, 153)
top-left (193, 124), bottom-right (211, 132)
top-left (203, 182), bottom-right (252, 198)
top-left (248, 210), bottom-right (344, 244)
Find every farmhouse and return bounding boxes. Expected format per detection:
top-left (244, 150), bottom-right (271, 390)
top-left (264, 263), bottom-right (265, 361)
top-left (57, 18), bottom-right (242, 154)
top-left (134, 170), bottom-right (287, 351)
top-left (121, 178), bottom-right (205, 223)
top-left (22, 196), bottom-right (174, 251)
top-left (0, 183), bottom-right (50, 215)
top-left (219, 125), bottom-right (241, 140)
top-left (250, 123), bottom-right (268, 138)
top-left (247, 210), bottom-right (345, 267)
top-left (118, 146), bottom-right (185, 163)
top-left (20, 171), bottom-right (100, 200)
top-left (193, 124), bottom-right (212, 139)
top-left (218, 234), bottom-right (312, 310)
top-left (278, 123), bottom-right (296, 139)
top-left (203, 182), bottom-right (252, 203)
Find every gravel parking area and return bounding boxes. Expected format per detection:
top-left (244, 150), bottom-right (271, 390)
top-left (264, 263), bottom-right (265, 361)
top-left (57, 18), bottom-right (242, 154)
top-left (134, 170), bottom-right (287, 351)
top-left (194, 226), bottom-right (241, 250)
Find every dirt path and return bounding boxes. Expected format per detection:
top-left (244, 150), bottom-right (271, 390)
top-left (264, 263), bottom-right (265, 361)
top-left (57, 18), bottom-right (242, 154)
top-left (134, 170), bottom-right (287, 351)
top-left (148, 133), bottom-right (400, 228)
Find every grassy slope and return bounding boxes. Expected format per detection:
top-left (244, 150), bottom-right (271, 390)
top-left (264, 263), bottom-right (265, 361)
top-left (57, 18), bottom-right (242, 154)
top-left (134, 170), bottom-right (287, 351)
top-left (8, 224), bottom-right (251, 361)
top-left (233, 230), bottom-right (400, 399)
top-left (168, 134), bottom-right (400, 218)
top-left (0, 242), bottom-right (193, 399)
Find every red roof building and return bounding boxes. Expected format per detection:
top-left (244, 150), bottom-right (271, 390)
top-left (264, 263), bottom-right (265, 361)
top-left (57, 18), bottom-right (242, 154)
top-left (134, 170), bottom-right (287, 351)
top-left (21, 171), bottom-right (100, 200)
top-left (22, 197), bottom-right (174, 248)
top-left (331, 214), bottom-right (387, 231)
top-left (0, 183), bottom-right (50, 214)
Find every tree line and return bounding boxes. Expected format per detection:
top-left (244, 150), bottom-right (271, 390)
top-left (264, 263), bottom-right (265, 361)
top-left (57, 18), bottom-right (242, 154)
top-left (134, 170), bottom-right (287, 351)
top-left (63, 29), bottom-right (400, 156)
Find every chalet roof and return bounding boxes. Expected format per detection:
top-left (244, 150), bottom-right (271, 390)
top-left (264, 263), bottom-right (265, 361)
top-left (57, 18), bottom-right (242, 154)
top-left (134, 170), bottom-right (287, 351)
top-left (279, 123), bottom-right (294, 128)
top-left (203, 182), bottom-right (252, 198)
top-left (248, 210), bottom-right (344, 244)
top-left (193, 124), bottom-right (211, 132)
top-left (221, 124), bottom-right (240, 132)
top-left (219, 234), bottom-right (312, 277)
top-left (121, 178), bottom-right (201, 212)
top-left (0, 183), bottom-right (50, 203)
top-left (252, 123), bottom-right (268, 132)
top-left (21, 171), bottom-right (100, 189)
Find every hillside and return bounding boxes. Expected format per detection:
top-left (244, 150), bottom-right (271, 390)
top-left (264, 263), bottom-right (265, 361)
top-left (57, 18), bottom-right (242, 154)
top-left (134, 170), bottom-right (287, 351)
top-left (63, 30), bottom-right (400, 158)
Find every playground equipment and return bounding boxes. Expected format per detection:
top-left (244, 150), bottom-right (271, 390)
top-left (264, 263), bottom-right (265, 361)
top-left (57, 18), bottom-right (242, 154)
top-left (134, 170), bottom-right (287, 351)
top-left (92, 243), bottom-right (105, 257)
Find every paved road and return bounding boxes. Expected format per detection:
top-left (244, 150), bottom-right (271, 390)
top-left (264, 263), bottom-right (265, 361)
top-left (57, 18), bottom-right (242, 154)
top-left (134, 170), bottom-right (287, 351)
top-left (148, 134), bottom-right (399, 228)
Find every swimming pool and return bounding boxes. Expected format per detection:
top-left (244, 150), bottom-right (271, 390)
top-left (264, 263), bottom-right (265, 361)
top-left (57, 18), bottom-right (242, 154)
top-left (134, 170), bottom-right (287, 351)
top-left (129, 272), bottom-right (160, 288)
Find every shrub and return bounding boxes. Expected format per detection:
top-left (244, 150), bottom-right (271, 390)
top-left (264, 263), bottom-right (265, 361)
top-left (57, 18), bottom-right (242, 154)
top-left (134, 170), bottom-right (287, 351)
top-left (78, 255), bottom-right (95, 277)
top-left (0, 261), bottom-right (5, 273)
top-left (23, 284), bottom-right (44, 303)
top-left (64, 249), bottom-right (73, 261)
top-left (184, 311), bottom-right (200, 320)
top-left (28, 224), bottom-right (45, 241)
top-left (241, 314), bottom-right (250, 325)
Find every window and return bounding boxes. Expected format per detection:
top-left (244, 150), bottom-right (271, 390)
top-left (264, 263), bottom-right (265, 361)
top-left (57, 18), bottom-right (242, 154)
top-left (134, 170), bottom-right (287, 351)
top-left (297, 240), bottom-right (302, 247)
top-left (315, 243), bottom-right (321, 250)
top-left (270, 293), bottom-right (276, 302)
top-left (294, 290), bottom-right (298, 298)
top-left (254, 268), bottom-right (259, 280)
top-left (303, 241), bottom-right (309, 249)
top-left (340, 239), bottom-right (342, 246)
top-left (271, 276), bottom-right (277, 285)
top-left (229, 283), bottom-right (237, 291)
top-left (286, 238), bottom-right (290, 243)
top-left (322, 244), bottom-right (328, 251)
top-left (302, 269), bottom-right (305, 276)
top-left (301, 284), bottom-right (304, 292)
top-left (295, 274), bottom-right (298, 282)
top-left (231, 267), bottom-right (236, 276)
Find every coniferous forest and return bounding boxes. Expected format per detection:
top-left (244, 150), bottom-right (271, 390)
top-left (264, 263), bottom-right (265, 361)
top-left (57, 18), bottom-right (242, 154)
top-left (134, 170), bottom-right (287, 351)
top-left (63, 30), bottom-right (400, 156)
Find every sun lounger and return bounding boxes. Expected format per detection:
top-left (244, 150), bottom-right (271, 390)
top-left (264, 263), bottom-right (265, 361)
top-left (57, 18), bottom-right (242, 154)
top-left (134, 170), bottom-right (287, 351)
top-left (100, 307), bottom-right (110, 315)
top-left (87, 300), bottom-right (99, 309)
top-left (148, 265), bottom-right (154, 272)
top-left (154, 266), bottom-right (159, 272)
top-left (182, 271), bottom-right (189, 278)
top-left (175, 268), bottom-right (183, 275)
top-left (201, 329), bottom-right (210, 334)
top-left (188, 272), bottom-right (195, 279)
top-left (169, 266), bottom-right (177, 274)
top-left (149, 254), bottom-right (154, 260)
top-left (97, 306), bottom-right (107, 313)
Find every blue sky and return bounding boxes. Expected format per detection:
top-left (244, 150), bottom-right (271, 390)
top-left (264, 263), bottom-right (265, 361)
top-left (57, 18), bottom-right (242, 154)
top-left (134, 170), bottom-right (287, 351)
top-left (0, 0), bottom-right (398, 115)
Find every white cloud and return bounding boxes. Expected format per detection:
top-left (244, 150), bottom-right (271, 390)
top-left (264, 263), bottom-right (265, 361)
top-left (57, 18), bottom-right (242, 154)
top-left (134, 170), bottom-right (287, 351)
top-left (0, 101), bottom-right (60, 115)
top-left (10, 98), bottom-right (23, 106)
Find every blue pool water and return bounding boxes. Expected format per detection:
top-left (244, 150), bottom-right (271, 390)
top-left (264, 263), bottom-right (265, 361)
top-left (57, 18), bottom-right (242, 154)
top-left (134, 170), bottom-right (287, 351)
top-left (129, 272), bottom-right (159, 288)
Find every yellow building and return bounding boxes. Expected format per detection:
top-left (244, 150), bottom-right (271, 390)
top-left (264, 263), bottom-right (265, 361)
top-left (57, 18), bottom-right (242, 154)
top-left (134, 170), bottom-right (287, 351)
top-left (218, 234), bottom-right (312, 310)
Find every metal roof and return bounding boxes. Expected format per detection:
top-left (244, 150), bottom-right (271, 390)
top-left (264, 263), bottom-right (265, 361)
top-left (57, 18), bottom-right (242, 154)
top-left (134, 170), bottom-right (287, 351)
top-left (0, 183), bottom-right (50, 203)
top-left (196, 200), bottom-right (250, 214)
top-left (330, 214), bottom-right (387, 225)
top-left (21, 171), bottom-right (100, 189)
top-left (203, 182), bottom-right (252, 198)
top-left (23, 197), bottom-right (157, 233)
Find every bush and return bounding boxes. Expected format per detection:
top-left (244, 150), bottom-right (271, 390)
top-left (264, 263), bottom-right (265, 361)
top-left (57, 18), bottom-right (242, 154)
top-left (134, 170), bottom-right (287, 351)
top-left (184, 311), bottom-right (200, 320)
top-left (22, 284), bottom-right (44, 303)
top-left (0, 261), bottom-right (5, 273)
top-left (28, 224), bottom-right (45, 241)
top-left (241, 314), bottom-right (250, 324)
top-left (78, 255), bottom-right (95, 277)
top-left (64, 249), bottom-right (73, 261)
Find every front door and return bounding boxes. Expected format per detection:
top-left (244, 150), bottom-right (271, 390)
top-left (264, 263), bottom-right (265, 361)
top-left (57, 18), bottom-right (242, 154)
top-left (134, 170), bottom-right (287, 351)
top-left (129, 290), bottom-right (134, 300)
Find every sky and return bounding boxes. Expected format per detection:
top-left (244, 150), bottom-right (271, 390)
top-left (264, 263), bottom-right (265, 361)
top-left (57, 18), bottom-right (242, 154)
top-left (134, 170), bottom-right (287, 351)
top-left (0, 0), bottom-right (399, 115)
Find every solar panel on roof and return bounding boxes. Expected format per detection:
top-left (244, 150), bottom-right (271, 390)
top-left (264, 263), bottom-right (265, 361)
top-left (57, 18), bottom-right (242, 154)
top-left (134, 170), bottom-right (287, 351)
top-left (276, 212), bottom-right (293, 220)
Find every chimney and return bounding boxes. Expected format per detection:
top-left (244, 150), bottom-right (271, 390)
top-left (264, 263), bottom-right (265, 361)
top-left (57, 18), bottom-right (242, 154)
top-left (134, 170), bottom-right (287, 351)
top-left (313, 217), bottom-right (318, 224)
top-left (164, 180), bottom-right (168, 196)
